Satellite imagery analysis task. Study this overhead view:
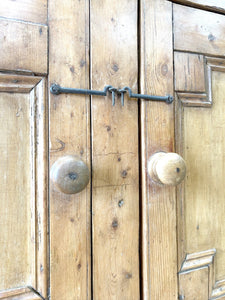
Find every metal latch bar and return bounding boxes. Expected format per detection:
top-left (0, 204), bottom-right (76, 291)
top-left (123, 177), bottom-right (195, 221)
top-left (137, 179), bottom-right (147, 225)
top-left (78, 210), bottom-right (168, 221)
top-left (122, 87), bottom-right (173, 103)
top-left (50, 84), bottom-right (112, 97)
top-left (50, 84), bottom-right (173, 105)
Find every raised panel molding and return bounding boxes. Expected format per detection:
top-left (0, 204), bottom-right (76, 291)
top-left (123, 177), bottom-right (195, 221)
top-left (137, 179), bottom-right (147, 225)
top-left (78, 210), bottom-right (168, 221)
top-left (0, 73), bottom-right (43, 93)
top-left (0, 73), bottom-right (48, 299)
top-left (170, 0), bottom-right (225, 14)
top-left (175, 53), bottom-right (225, 107)
top-left (0, 287), bottom-right (43, 300)
top-left (175, 54), bottom-right (225, 299)
top-left (179, 249), bottom-right (225, 299)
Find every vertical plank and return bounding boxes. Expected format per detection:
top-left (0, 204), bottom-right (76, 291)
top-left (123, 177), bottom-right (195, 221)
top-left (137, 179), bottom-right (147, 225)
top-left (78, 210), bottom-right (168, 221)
top-left (91, 0), bottom-right (140, 299)
top-left (48, 0), bottom-right (91, 299)
top-left (140, 0), bottom-right (177, 299)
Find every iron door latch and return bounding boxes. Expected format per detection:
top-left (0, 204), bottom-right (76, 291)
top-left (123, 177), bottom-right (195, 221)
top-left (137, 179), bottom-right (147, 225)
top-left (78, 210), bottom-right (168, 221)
top-left (50, 84), bottom-right (173, 106)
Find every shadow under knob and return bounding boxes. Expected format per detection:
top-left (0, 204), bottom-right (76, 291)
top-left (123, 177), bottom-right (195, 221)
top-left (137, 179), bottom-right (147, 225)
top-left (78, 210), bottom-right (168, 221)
top-left (147, 152), bottom-right (186, 186)
top-left (50, 155), bottom-right (89, 194)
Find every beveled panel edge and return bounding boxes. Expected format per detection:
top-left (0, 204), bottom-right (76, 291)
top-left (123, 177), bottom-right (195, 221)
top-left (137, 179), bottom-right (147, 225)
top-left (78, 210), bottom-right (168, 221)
top-left (175, 54), bottom-right (225, 107)
top-left (0, 74), bottom-right (48, 298)
top-left (180, 248), bottom-right (216, 273)
top-left (31, 78), bottom-right (48, 298)
top-left (0, 287), bottom-right (42, 299)
top-left (169, 0), bottom-right (225, 15)
top-left (211, 280), bottom-right (225, 299)
top-left (177, 92), bottom-right (210, 107)
top-left (0, 73), bottom-right (43, 93)
top-left (179, 249), bottom-right (225, 299)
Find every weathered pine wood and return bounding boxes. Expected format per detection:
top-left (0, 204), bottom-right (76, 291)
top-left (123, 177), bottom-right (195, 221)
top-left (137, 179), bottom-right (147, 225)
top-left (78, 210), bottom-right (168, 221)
top-left (35, 79), bottom-right (48, 298)
top-left (175, 16), bottom-right (225, 294)
top-left (140, 0), bottom-right (177, 298)
top-left (179, 268), bottom-right (209, 299)
top-left (177, 93), bottom-right (211, 107)
top-left (0, 0), bottom-right (47, 24)
top-left (91, 0), bottom-right (139, 299)
top-left (212, 280), bottom-right (225, 299)
top-left (182, 71), bottom-right (225, 279)
top-left (0, 19), bottom-right (47, 74)
top-left (0, 287), bottom-right (42, 300)
top-left (0, 75), bottom-right (47, 297)
top-left (0, 74), bottom-right (42, 93)
top-left (174, 4), bottom-right (225, 56)
top-left (170, 0), bottom-right (225, 14)
top-left (48, 0), bottom-right (91, 299)
top-left (174, 52), bottom-right (205, 92)
top-left (0, 91), bottom-right (35, 291)
top-left (147, 152), bottom-right (186, 186)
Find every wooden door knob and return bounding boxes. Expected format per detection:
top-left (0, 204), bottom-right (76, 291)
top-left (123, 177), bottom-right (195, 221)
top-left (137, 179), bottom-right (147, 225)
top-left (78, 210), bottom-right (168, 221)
top-left (147, 152), bottom-right (186, 186)
top-left (50, 155), bottom-right (89, 194)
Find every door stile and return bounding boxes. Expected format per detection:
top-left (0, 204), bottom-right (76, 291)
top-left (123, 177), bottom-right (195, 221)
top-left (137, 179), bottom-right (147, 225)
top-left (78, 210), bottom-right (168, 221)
top-left (90, 0), bottom-right (140, 299)
top-left (140, 0), bottom-right (178, 298)
top-left (48, 0), bottom-right (91, 299)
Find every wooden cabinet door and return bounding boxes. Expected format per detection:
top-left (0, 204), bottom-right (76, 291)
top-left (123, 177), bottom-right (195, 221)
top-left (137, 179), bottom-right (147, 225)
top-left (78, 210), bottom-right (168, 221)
top-left (2, 0), bottom-right (225, 299)
top-left (172, 2), bottom-right (225, 299)
top-left (0, 1), bottom-right (48, 299)
top-left (141, 1), bottom-right (225, 299)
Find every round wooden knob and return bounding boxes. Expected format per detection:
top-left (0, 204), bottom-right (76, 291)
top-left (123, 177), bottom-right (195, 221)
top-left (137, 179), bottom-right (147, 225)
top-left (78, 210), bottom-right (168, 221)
top-left (147, 152), bottom-right (186, 186)
top-left (50, 155), bottom-right (89, 194)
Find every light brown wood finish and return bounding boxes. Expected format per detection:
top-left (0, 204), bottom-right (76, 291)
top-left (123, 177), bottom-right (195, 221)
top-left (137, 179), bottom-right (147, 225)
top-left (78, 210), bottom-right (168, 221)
top-left (0, 287), bottom-right (42, 300)
top-left (35, 79), bottom-right (48, 298)
top-left (0, 75), bottom-right (47, 298)
top-left (147, 152), bottom-right (186, 186)
top-left (174, 52), bottom-right (205, 92)
top-left (0, 19), bottom-right (47, 74)
top-left (182, 71), bottom-right (225, 278)
top-left (91, 0), bottom-right (139, 299)
top-left (0, 92), bottom-right (34, 290)
top-left (174, 4), bottom-right (225, 57)
top-left (48, 0), bottom-right (91, 299)
top-left (178, 249), bottom-right (216, 298)
top-left (0, 0), bottom-right (47, 24)
top-left (0, 74), bottom-right (42, 93)
top-left (174, 4), bottom-right (225, 298)
top-left (140, 0), bottom-right (177, 298)
top-left (170, 0), bottom-right (225, 14)
top-left (179, 267), bottom-right (209, 299)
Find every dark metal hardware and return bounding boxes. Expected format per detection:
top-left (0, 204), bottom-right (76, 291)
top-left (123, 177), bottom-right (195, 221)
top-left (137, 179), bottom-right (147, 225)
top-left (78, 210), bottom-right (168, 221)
top-left (122, 87), bottom-right (173, 104)
top-left (50, 84), bottom-right (173, 106)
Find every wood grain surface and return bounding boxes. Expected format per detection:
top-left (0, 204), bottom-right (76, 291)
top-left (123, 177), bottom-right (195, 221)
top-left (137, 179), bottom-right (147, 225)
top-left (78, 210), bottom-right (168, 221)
top-left (140, 0), bottom-right (177, 298)
top-left (170, 0), bottom-right (225, 14)
top-left (174, 52), bottom-right (205, 92)
top-left (0, 19), bottom-right (47, 74)
top-left (174, 4), bottom-right (225, 56)
top-left (49, 0), bottom-right (91, 299)
top-left (91, 0), bottom-right (140, 299)
top-left (0, 0), bottom-right (47, 24)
